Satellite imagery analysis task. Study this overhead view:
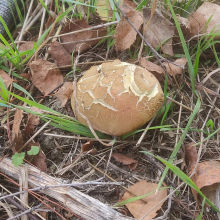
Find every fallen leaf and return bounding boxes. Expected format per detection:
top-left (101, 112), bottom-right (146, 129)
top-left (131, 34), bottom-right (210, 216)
top-left (121, 180), bottom-right (167, 220)
top-left (0, 70), bottom-right (13, 88)
top-left (143, 8), bottom-right (174, 56)
top-left (139, 57), bottom-right (165, 81)
top-left (54, 82), bottom-right (74, 107)
top-left (177, 16), bottom-right (191, 38)
top-left (184, 143), bottom-right (220, 205)
top-left (112, 152), bottom-right (138, 170)
top-left (114, 0), bottom-right (143, 51)
top-left (81, 141), bottom-right (94, 153)
top-left (164, 58), bottom-right (187, 76)
top-left (11, 109), bottom-right (23, 151)
top-left (48, 41), bottom-right (72, 66)
top-left (187, 12), bottom-right (207, 38)
top-left (19, 41), bottom-right (34, 51)
top-left (25, 142), bottom-right (47, 172)
top-left (188, 2), bottom-right (220, 39)
top-left (30, 59), bottom-right (63, 95)
top-left (20, 72), bottom-right (32, 81)
top-left (24, 107), bottom-right (42, 136)
top-left (60, 19), bottom-right (106, 54)
top-left (184, 142), bottom-right (197, 174)
top-left (192, 161), bottom-right (220, 205)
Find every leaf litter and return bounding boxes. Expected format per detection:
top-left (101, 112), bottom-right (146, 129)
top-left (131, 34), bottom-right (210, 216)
top-left (2, 1), bottom-right (220, 220)
top-left (60, 19), bottom-right (106, 54)
top-left (112, 152), bottom-right (138, 170)
top-left (0, 70), bottom-right (14, 88)
top-left (29, 59), bottom-right (63, 95)
top-left (120, 180), bottom-right (167, 220)
top-left (114, 0), bottom-right (143, 51)
top-left (185, 143), bottom-right (220, 205)
top-left (143, 8), bottom-right (175, 56)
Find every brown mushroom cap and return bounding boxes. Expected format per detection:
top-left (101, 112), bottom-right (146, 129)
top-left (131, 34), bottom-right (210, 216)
top-left (71, 60), bottom-right (164, 136)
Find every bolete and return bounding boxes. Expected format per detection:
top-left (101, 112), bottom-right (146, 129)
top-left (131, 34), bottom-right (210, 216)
top-left (71, 60), bottom-right (164, 136)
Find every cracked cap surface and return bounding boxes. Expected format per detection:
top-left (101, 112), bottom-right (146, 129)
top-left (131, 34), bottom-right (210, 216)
top-left (71, 59), bottom-right (164, 136)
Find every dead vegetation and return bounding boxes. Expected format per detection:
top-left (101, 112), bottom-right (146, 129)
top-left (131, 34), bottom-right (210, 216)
top-left (1, 0), bottom-right (220, 219)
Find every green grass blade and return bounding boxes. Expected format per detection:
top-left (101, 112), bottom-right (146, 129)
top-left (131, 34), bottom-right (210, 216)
top-left (166, 0), bottom-right (195, 94)
top-left (0, 76), bottom-right (9, 101)
top-left (157, 97), bottom-right (201, 190)
top-left (12, 82), bottom-right (35, 101)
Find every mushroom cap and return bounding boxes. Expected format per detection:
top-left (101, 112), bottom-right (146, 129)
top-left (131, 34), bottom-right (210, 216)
top-left (71, 60), bottom-right (164, 136)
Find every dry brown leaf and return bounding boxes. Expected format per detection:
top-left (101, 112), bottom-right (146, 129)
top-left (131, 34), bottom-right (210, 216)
top-left (139, 57), bottom-right (165, 81)
top-left (26, 142), bottom-right (47, 172)
top-left (0, 70), bottom-right (13, 88)
top-left (184, 142), bottom-right (197, 174)
top-left (184, 143), bottom-right (220, 205)
top-left (20, 72), bottom-right (32, 81)
top-left (30, 59), bottom-right (63, 95)
top-left (112, 153), bottom-right (138, 170)
top-left (54, 82), bottom-right (74, 107)
top-left (114, 0), bottom-right (143, 51)
top-left (60, 19), bottom-right (106, 54)
top-left (192, 161), bottom-right (220, 205)
top-left (81, 141), bottom-right (96, 154)
top-left (187, 12), bottom-right (207, 38)
top-left (143, 8), bottom-right (174, 56)
top-left (164, 58), bottom-right (187, 76)
top-left (188, 2), bottom-right (220, 39)
top-left (121, 180), bottom-right (167, 219)
top-left (19, 41), bottom-right (34, 51)
top-left (24, 107), bottom-right (42, 136)
top-left (48, 41), bottom-right (72, 66)
top-left (11, 109), bottom-right (23, 151)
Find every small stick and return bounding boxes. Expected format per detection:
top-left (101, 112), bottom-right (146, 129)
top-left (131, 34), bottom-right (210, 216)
top-left (38, 0), bottom-right (49, 39)
top-left (18, 0), bottom-right (34, 41)
top-left (166, 96), bottom-right (193, 112)
top-left (18, 120), bottom-right (51, 153)
top-left (47, 60), bottom-right (114, 70)
top-left (136, 109), bottom-right (159, 147)
top-left (5, 197), bottom-right (39, 220)
top-left (43, 133), bottom-right (150, 145)
top-left (60, 35), bottom-right (113, 45)
top-left (49, 21), bottom-right (119, 39)
top-left (0, 181), bottom-right (123, 201)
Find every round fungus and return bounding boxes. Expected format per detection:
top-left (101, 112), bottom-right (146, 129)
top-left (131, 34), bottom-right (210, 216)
top-left (71, 60), bottom-right (164, 136)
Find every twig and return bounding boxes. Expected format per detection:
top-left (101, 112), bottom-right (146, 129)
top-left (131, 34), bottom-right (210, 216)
top-left (0, 184), bottom-right (44, 220)
top-left (152, 189), bottom-right (173, 220)
top-left (49, 21), bottom-right (119, 39)
top-left (5, 197), bottom-right (39, 220)
top-left (61, 35), bottom-right (113, 45)
top-left (0, 181), bottom-right (123, 201)
top-left (136, 109), bottom-right (160, 147)
top-left (18, 0), bottom-right (34, 41)
top-left (166, 96), bottom-right (193, 112)
top-left (18, 120), bottom-right (51, 152)
top-left (38, 0), bottom-right (49, 39)
top-left (47, 60), bottom-right (114, 70)
top-left (43, 133), bottom-right (153, 145)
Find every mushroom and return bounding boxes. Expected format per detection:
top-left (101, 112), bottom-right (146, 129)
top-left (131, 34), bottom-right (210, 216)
top-left (71, 60), bottom-right (164, 136)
